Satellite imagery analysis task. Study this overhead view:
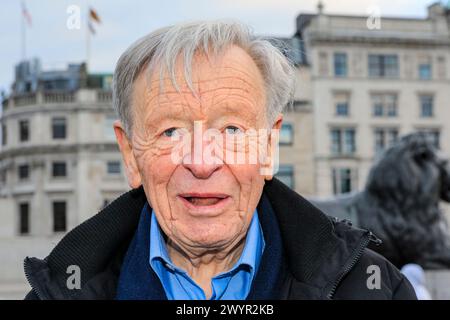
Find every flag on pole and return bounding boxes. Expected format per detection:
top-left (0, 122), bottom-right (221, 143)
top-left (86, 7), bottom-right (101, 66)
top-left (22, 1), bottom-right (32, 27)
top-left (88, 7), bottom-right (101, 34)
top-left (89, 8), bottom-right (101, 23)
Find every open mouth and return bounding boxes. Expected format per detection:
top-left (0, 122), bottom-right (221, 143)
top-left (178, 193), bottom-right (230, 209)
top-left (184, 197), bottom-right (223, 206)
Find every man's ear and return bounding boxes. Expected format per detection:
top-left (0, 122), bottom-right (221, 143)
top-left (264, 114), bottom-right (283, 181)
top-left (113, 120), bottom-right (142, 189)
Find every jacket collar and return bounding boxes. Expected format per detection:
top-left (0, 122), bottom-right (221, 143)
top-left (262, 179), bottom-right (373, 298)
top-left (24, 179), bottom-right (372, 299)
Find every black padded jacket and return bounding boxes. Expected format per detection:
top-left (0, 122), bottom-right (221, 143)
top-left (23, 179), bottom-right (417, 300)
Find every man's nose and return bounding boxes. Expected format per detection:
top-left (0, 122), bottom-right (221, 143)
top-left (182, 138), bottom-right (224, 179)
top-left (182, 157), bottom-right (223, 179)
top-left (180, 122), bottom-right (224, 179)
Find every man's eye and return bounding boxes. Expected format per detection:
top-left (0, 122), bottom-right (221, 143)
top-left (163, 128), bottom-right (178, 137)
top-left (225, 126), bottom-right (242, 134)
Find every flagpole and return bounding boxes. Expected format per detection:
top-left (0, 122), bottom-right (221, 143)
top-left (21, 2), bottom-right (26, 60)
top-left (86, 6), bottom-right (90, 69)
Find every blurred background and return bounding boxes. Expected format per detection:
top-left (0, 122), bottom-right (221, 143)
top-left (1, 0), bottom-right (450, 299)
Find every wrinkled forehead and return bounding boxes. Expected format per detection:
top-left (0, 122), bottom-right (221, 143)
top-left (134, 45), bottom-right (266, 110)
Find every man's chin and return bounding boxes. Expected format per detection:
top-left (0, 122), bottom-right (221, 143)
top-left (178, 229), bottom-right (240, 249)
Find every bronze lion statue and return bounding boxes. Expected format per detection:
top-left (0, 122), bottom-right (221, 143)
top-left (311, 133), bottom-right (450, 269)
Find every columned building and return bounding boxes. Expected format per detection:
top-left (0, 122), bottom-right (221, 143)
top-left (0, 61), bottom-right (128, 298)
top-left (295, 2), bottom-right (450, 197)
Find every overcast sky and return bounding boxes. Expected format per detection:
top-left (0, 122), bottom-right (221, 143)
top-left (0, 0), bottom-right (439, 93)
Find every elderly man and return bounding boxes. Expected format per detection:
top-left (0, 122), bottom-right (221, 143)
top-left (24, 20), bottom-right (416, 300)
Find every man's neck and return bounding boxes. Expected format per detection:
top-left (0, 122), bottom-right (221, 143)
top-left (166, 236), bottom-right (246, 298)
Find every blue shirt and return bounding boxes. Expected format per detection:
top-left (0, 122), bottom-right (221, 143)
top-left (148, 205), bottom-right (265, 300)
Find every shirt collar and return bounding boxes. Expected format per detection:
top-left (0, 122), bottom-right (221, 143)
top-left (148, 203), bottom-right (265, 277)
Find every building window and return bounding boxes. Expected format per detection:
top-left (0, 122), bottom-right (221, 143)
top-left (292, 100), bottom-right (308, 111)
top-left (279, 123), bottom-right (293, 145)
top-left (275, 165), bottom-right (294, 189)
top-left (332, 168), bottom-right (355, 195)
top-left (418, 129), bottom-right (440, 149)
top-left (373, 97), bottom-right (383, 117)
top-left (52, 162), bottom-right (67, 177)
top-left (368, 54), bottom-right (399, 78)
top-left (419, 64), bottom-right (432, 80)
top-left (336, 102), bottom-right (349, 116)
top-left (420, 95), bottom-right (434, 118)
top-left (374, 128), bottom-right (399, 154)
top-left (52, 117), bottom-right (66, 139)
top-left (18, 164), bottom-right (30, 180)
top-left (318, 51), bottom-right (329, 76)
top-left (53, 201), bottom-right (67, 232)
top-left (19, 202), bottom-right (30, 235)
top-left (19, 119), bottom-right (30, 142)
top-left (371, 93), bottom-right (397, 117)
top-left (330, 128), bottom-right (356, 155)
top-left (107, 161), bottom-right (121, 175)
top-left (331, 130), bottom-right (340, 154)
top-left (344, 129), bottom-right (356, 154)
top-left (334, 92), bottom-right (350, 116)
top-left (1, 124), bottom-right (6, 146)
top-left (334, 53), bottom-right (348, 77)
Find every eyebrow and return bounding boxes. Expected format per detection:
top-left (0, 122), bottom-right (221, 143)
top-left (143, 98), bottom-right (259, 129)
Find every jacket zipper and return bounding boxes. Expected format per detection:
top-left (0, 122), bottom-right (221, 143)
top-left (326, 231), bottom-right (381, 299)
top-left (23, 259), bottom-right (46, 300)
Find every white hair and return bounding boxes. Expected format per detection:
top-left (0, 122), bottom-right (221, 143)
top-left (113, 20), bottom-right (295, 136)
